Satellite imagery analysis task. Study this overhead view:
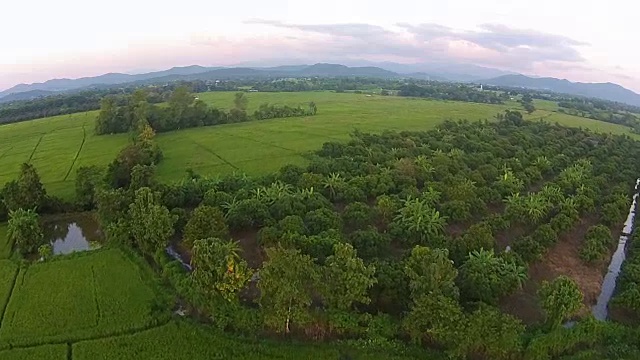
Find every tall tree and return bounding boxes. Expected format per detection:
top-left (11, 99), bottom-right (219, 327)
top-left (191, 238), bottom-right (253, 302)
top-left (459, 249), bottom-right (527, 304)
top-left (2, 163), bottom-right (47, 211)
top-left (75, 165), bottom-right (104, 209)
top-left (8, 208), bottom-right (43, 255)
top-left (404, 246), bottom-right (459, 300)
top-left (322, 243), bottom-right (376, 310)
top-left (538, 276), bottom-right (583, 329)
top-left (259, 247), bottom-right (319, 334)
top-left (183, 205), bottom-right (229, 246)
top-left (128, 187), bottom-right (175, 255)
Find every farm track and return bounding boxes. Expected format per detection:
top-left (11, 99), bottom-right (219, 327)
top-left (192, 141), bottom-right (240, 171)
top-left (27, 135), bottom-right (44, 163)
top-left (63, 125), bottom-right (87, 181)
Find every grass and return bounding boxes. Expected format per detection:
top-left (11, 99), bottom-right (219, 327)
top-left (0, 92), bottom-right (637, 200)
top-left (0, 344), bottom-right (67, 360)
top-left (73, 320), bottom-right (438, 360)
top-left (0, 248), bottom-right (167, 348)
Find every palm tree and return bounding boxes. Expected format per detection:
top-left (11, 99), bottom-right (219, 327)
top-left (421, 186), bottom-right (442, 207)
top-left (522, 194), bottom-right (550, 223)
top-left (394, 197), bottom-right (447, 241)
top-left (540, 185), bottom-right (564, 205)
top-left (323, 173), bottom-right (345, 200)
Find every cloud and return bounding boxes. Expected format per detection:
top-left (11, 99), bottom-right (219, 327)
top-left (247, 19), bottom-right (589, 72)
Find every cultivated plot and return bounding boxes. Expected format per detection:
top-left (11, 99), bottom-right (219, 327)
top-left (0, 249), bottom-right (166, 347)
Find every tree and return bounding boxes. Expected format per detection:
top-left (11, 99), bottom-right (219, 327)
top-left (75, 166), bottom-right (104, 209)
top-left (233, 92), bottom-right (248, 111)
top-left (393, 197), bottom-right (447, 245)
top-left (183, 205), bottom-right (229, 246)
top-left (191, 238), bottom-right (253, 302)
top-left (259, 247), bottom-right (319, 334)
top-left (403, 294), bottom-right (465, 348)
top-left (8, 208), bottom-right (43, 255)
top-left (538, 275), bottom-right (583, 328)
top-left (128, 187), bottom-right (175, 255)
top-left (3, 163), bottom-right (47, 211)
top-left (129, 164), bottom-right (156, 190)
top-left (459, 249), bottom-right (527, 304)
top-left (461, 305), bottom-right (525, 359)
top-left (404, 246), bottom-right (459, 300)
top-left (322, 243), bottom-right (376, 310)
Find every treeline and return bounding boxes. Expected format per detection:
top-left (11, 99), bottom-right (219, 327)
top-left (0, 81), bottom-right (239, 125)
top-left (398, 83), bottom-right (505, 104)
top-left (95, 87), bottom-right (317, 135)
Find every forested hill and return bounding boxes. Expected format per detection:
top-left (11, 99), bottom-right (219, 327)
top-left (0, 64), bottom-right (400, 101)
top-left (482, 74), bottom-right (640, 107)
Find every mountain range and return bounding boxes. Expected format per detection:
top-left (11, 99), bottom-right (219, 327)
top-left (2, 63), bottom-right (640, 107)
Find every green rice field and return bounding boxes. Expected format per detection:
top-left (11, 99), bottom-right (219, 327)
top-left (0, 92), bottom-right (636, 200)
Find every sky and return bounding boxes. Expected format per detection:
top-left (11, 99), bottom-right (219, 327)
top-left (1, 0), bottom-right (639, 91)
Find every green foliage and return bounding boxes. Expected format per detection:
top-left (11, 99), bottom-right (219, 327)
top-left (347, 227), bottom-right (391, 260)
top-left (322, 243), bottom-right (376, 310)
top-left (183, 205), bottom-right (229, 246)
top-left (37, 244), bottom-right (53, 260)
top-left (461, 305), bottom-right (525, 359)
top-left (403, 294), bottom-right (465, 348)
top-left (393, 197), bottom-right (447, 245)
top-left (580, 225), bottom-right (612, 264)
top-left (304, 208), bottom-right (342, 235)
top-left (404, 246), bottom-right (458, 300)
top-left (459, 249), bottom-right (527, 304)
top-left (259, 247), bottom-right (319, 333)
top-left (342, 202), bottom-right (373, 230)
top-left (2, 163), bottom-right (47, 211)
top-left (538, 275), bottom-right (583, 329)
top-left (191, 238), bottom-right (253, 303)
top-left (75, 165), bottom-right (104, 209)
top-left (7, 208), bottom-right (43, 255)
top-left (128, 187), bottom-right (175, 255)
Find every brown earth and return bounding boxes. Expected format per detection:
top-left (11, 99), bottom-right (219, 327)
top-left (500, 215), bottom-right (622, 325)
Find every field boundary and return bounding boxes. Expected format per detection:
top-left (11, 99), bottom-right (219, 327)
top-left (0, 146), bottom-right (13, 162)
top-left (90, 266), bottom-right (101, 327)
top-left (229, 133), bottom-right (299, 153)
top-left (63, 125), bottom-right (87, 181)
top-left (4, 319), bottom-right (171, 351)
top-left (0, 266), bottom-right (20, 329)
top-left (27, 135), bottom-right (45, 163)
top-left (192, 141), bottom-right (239, 170)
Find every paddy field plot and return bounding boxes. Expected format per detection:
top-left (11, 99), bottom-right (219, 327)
top-left (0, 248), bottom-right (167, 348)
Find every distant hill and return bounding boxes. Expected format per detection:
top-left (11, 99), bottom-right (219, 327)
top-left (481, 74), bottom-right (640, 107)
top-left (0, 64), bottom-right (402, 101)
top-left (0, 65), bottom-right (221, 99)
top-left (0, 89), bottom-right (59, 104)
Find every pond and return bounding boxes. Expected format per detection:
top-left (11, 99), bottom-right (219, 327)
top-left (42, 213), bottom-right (104, 255)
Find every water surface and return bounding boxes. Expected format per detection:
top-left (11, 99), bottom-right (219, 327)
top-left (42, 213), bottom-right (103, 255)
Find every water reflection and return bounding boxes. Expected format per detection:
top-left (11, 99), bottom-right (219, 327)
top-left (42, 213), bottom-right (103, 255)
top-left (592, 180), bottom-right (639, 320)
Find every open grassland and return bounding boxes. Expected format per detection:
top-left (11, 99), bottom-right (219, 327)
top-left (0, 92), bottom-right (637, 199)
top-left (0, 248), bottom-right (167, 348)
